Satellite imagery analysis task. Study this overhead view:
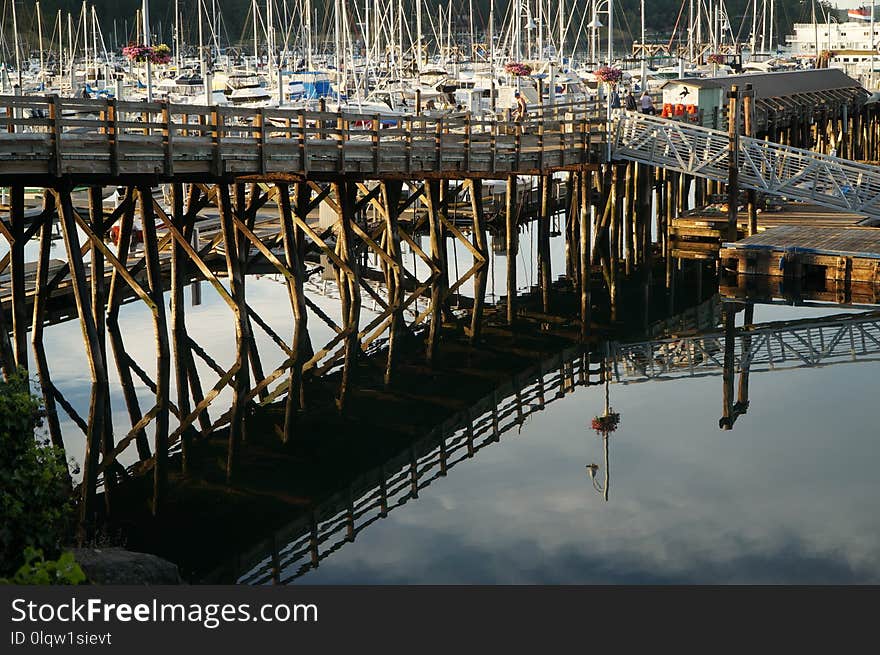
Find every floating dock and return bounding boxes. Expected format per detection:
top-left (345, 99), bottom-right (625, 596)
top-left (719, 225), bottom-right (880, 288)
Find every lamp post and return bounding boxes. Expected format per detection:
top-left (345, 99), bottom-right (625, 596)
top-left (587, 346), bottom-right (620, 502)
top-left (142, 0), bottom-right (153, 101)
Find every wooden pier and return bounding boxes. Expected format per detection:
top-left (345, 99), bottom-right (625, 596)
top-left (3, 81), bottom-right (880, 542)
top-left (720, 225), bottom-right (880, 291)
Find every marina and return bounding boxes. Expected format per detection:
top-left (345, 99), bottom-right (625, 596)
top-left (2, 0), bottom-right (880, 587)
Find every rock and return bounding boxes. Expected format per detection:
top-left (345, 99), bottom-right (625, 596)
top-left (71, 548), bottom-right (184, 585)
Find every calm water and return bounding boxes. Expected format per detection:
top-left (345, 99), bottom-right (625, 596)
top-left (7, 214), bottom-right (880, 584)
top-left (269, 301), bottom-right (880, 585)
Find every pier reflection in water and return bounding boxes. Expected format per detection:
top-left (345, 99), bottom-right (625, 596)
top-left (5, 201), bottom-right (880, 583)
top-left (219, 298), bottom-right (880, 585)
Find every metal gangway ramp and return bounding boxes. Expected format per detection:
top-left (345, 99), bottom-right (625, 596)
top-left (612, 112), bottom-right (880, 226)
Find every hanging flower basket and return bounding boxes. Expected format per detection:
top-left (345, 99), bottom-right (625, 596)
top-left (706, 53), bottom-right (725, 65)
top-left (123, 43), bottom-right (172, 64)
top-left (591, 412), bottom-right (620, 434)
top-left (594, 66), bottom-right (623, 85)
top-left (504, 62), bottom-right (533, 77)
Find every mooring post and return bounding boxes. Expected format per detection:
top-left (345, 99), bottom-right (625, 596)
top-left (424, 179), bottom-right (443, 363)
top-left (736, 303), bottom-right (754, 417)
top-left (726, 85), bottom-right (741, 243)
top-left (743, 84), bottom-right (758, 237)
top-left (720, 302), bottom-right (737, 431)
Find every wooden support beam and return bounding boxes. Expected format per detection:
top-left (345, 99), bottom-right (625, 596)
top-left (9, 185), bottom-right (27, 369)
top-left (138, 185), bottom-right (170, 516)
top-left (468, 178), bottom-right (488, 345)
top-left (169, 182), bottom-right (194, 471)
top-left (424, 180), bottom-right (444, 363)
top-left (218, 183), bottom-right (249, 482)
top-left (580, 172), bottom-right (591, 342)
top-left (505, 175), bottom-right (518, 325)
top-left (30, 200), bottom-right (64, 454)
top-left (54, 186), bottom-right (107, 537)
top-left (278, 182), bottom-right (309, 439)
top-left (380, 180), bottom-right (404, 386)
top-left (88, 185), bottom-right (116, 509)
top-left (538, 174), bottom-right (552, 313)
top-left (333, 179), bottom-right (361, 410)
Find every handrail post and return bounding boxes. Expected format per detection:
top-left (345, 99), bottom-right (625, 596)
top-left (298, 110), bottom-right (308, 173)
top-left (372, 114), bottom-right (380, 173)
top-left (106, 98), bottom-right (119, 176)
top-left (254, 108), bottom-right (265, 175)
top-left (211, 105), bottom-right (223, 177)
top-left (48, 95), bottom-right (62, 177)
top-left (435, 117), bottom-right (442, 171)
top-left (537, 111), bottom-right (544, 170)
top-left (337, 112), bottom-right (345, 172)
top-left (405, 116), bottom-right (413, 174)
top-left (162, 101), bottom-right (173, 176)
top-left (464, 111), bottom-right (472, 172)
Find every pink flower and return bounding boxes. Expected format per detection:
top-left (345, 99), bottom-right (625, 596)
top-left (594, 66), bottom-right (623, 84)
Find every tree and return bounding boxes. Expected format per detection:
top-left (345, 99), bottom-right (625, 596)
top-left (0, 370), bottom-right (75, 577)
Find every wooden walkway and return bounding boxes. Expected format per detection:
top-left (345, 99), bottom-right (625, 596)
top-left (0, 96), bottom-right (602, 182)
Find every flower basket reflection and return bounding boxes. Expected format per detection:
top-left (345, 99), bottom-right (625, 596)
top-left (594, 66), bottom-right (623, 85)
top-left (504, 62), bottom-right (533, 77)
top-left (591, 411), bottom-right (620, 434)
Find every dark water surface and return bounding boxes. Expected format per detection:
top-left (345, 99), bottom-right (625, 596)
top-left (7, 219), bottom-right (879, 584)
top-left (279, 302), bottom-right (880, 584)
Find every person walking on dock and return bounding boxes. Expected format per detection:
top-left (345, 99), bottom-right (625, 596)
top-left (514, 91), bottom-right (528, 133)
top-left (639, 91), bottom-right (656, 115)
top-left (625, 89), bottom-right (637, 112)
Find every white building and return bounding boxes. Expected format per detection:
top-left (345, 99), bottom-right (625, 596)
top-left (786, 20), bottom-right (880, 55)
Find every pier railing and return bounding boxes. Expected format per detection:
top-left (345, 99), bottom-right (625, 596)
top-left (229, 346), bottom-right (600, 584)
top-left (0, 95), bottom-right (604, 179)
top-left (612, 309), bottom-right (880, 382)
top-left (613, 111), bottom-right (880, 225)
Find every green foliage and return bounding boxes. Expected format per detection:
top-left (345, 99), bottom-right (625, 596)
top-left (0, 370), bottom-right (75, 578)
top-left (0, 547), bottom-right (86, 585)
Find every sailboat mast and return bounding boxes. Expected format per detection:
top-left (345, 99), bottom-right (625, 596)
top-left (559, 0), bottom-right (565, 65)
top-left (143, 0), bottom-right (152, 101)
top-left (174, 0), bottom-right (181, 69)
top-left (37, 1), bottom-right (45, 85)
top-left (68, 12), bottom-right (74, 94)
top-left (10, 0), bottom-right (21, 89)
top-left (417, 0), bottom-right (423, 72)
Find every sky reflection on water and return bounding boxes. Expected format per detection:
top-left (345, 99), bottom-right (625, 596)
top-left (289, 303), bottom-right (880, 584)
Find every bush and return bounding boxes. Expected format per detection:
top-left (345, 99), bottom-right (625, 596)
top-left (1, 547), bottom-right (85, 585)
top-left (0, 370), bottom-right (75, 577)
